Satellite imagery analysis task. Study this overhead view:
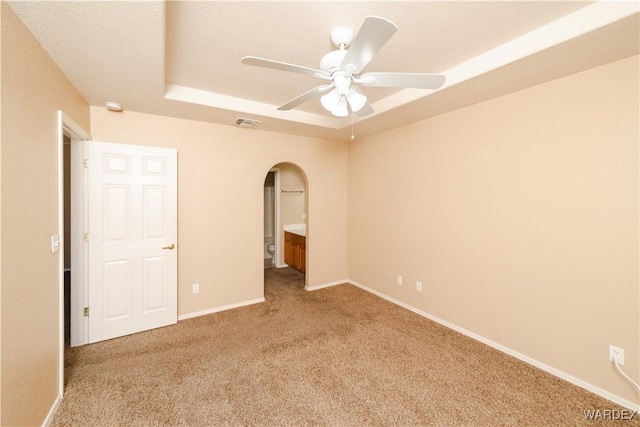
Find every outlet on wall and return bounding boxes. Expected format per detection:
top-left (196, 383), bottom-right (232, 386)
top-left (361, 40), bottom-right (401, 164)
top-left (397, 275), bottom-right (403, 285)
top-left (609, 345), bottom-right (624, 365)
top-left (416, 281), bottom-right (422, 292)
top-left (192, 283), bottom-right (200, 294)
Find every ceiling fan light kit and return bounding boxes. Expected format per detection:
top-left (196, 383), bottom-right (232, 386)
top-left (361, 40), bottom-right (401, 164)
top-left (241, 15), bottom-right (445, 119)
top-left (320, 70), bottom-right (368, 116)
top-left (320, 89), bottom-right (341, 112)
top-left (333, 97), bottom-right (350, 118)
top-left (346, 89), bottom-right (367, 112)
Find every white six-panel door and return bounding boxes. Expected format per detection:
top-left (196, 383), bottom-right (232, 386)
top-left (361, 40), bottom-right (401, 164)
top-left (87, 141), bottom-right (177, 343)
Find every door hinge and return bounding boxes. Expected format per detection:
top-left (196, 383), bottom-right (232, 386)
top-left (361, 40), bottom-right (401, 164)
top-left (83, 159), bottom-right (89, 169)
top-left (83, 233), bottom-right (89, 242)
top-left (84, 307), bottom-right (89, 317)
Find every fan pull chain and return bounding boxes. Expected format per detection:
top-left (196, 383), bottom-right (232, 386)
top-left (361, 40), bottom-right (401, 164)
top-left (351, 113), bottom-right (355, 140)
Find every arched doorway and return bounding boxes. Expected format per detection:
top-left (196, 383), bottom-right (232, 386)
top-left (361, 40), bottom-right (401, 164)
top-left (262, 162), bottom-right (308, 285)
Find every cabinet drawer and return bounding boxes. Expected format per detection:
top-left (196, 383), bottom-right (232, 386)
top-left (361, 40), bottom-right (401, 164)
top-left (285, 232), bottom-right (305, 246)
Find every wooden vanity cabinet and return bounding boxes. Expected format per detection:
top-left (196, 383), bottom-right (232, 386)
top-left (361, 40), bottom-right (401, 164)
top-left (284, 231), bottom-right (306, 273)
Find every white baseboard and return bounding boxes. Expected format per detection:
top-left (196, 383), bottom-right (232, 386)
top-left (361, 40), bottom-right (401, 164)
top-left (347, 279), bottom-right (639, 412)
top-left (177, 297), bottom-right (265, 321)
top-left (42, 393), bottom-right (62, 427)
top-left (306, 279), bottom-right (348, 291)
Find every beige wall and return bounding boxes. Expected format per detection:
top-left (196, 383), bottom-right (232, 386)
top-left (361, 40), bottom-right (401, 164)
top-left (278, 162), bottom-right (306, 227)
top-left (348, 55), bottom-right (639, 404)
top-left (0, 3), bottom-right (90, 425)
top-left (90, 107), bottom-right (349, 315)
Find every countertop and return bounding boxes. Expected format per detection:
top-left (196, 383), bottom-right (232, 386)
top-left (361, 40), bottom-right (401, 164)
top-left (284, 224), bottom-right (306, 237)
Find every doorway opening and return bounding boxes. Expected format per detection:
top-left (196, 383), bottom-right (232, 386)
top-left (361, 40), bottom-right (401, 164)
top-left (63, 136), bottom-right (71, 347)
top-left (263, 170), bottom-right (278, 269)
top-left (57, 111), bottom-right (90, 396)
top-left (63, 134), bottom-right (87, 349)
top-left (263, 162), bottom-right (308, 282)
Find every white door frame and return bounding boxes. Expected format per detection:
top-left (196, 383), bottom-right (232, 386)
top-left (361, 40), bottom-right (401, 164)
top-left (57, 111), bottom-right (90, 395)
top-left (270, 168), bottom-right (286, 268)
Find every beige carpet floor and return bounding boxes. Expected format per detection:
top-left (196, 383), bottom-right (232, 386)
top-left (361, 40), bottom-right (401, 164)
top-left (53, 268), bottom-right (636, 426)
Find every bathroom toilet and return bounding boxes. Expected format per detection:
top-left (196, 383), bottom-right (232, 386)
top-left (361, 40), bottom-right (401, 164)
top-left (264, 242), bottom-right (276, 269)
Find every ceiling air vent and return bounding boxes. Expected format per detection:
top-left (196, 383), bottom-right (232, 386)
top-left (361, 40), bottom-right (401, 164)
top-left (235, 117), bottom-right (262, 128)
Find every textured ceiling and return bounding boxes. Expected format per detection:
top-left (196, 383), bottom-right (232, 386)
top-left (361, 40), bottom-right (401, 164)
top-left (8, 1), bottom-right (639, 141)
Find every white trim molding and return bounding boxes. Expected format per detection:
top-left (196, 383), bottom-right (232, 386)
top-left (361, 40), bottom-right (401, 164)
top-left (177, 297), bottom-right (265, 321)
top-left (306, 279), bottom-right (348, 292)
top-left (42, 394), bottom-right (62, 427)
top-left (347, 279), bottom-right (640, 412)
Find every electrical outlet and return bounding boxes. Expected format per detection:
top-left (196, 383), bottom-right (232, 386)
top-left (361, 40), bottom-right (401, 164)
top-left (416, 281), bottom-right (422, 292)
top-left (192, 283), bottom-right (200, 294)
top-left (397, 275), bottom-right (403, 285)
top-left (609, 345), bottom-right (624, 365)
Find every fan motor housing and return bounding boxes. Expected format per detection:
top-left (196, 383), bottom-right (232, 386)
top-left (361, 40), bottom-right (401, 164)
top-left (320, 49), bottom-right (348, 72)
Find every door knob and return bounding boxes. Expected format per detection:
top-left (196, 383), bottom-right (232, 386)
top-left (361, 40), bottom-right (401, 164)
top-left (162, 243), bottom-right (175, 250)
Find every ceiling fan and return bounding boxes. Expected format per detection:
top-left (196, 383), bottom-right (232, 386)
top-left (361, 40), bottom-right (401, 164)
top-left (241, 16), bottom-right (445, 118)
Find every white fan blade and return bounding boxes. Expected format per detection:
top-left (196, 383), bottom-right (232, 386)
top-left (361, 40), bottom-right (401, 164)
top-left (277, 85), bottom-right (331, 111)
top-left (242, 56), bottom-right (330, 79)
top-left (359, 72), bottom-right (445, 89)
top-left (356, 102), bottom-right (374, 117)
top-left (340, 16), bottom-right (398, 75)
